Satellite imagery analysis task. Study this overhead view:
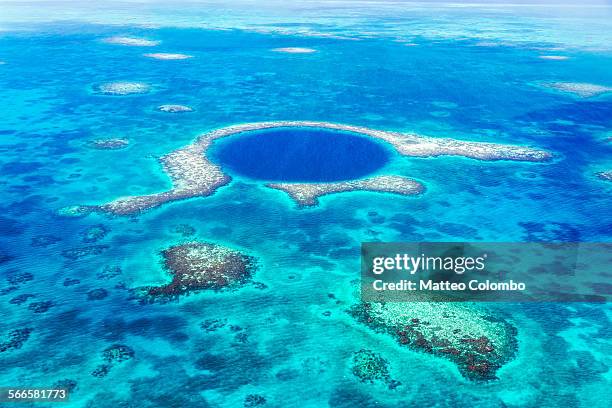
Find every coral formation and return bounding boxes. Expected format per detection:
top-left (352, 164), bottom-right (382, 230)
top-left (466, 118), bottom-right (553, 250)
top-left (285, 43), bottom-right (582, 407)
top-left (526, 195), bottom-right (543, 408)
top-left (82, 121), bottom-right (550, 215)
top-left (132, 242), bottom-right (257, 303)
top-left (596, 170), bottom-right (612, 182)
top-left (0, 328), bottom-right (32, 352)
top-left (103, 36), bottom-right (159, 47)
top-left (267, 175), bottom-right (423, 207)
top-left (543, 82), bottom-right (612, 98)
top-left (244, 394), bottom-right (267, 407)
top-left (80, 224), bottom-right (110, 243)
top-left (87, 288), bottom-right (109, 301)
top-left (157, 104), bottom-right (194, 113)
top-left (61, 245), bottom-right (109, 260)
top-left (349, 302), bottom-right (517, 381)
top-left (30, 234), bottom-right (62, 247)
top-left (97, 266), bottom-right (122, 280)
top-left (96, 82), bottom-right (150, 95)
top-left (170, 224), bottom-right (196, 237)
top-left (28, 300), bottom-right (53, 313)
top-left (92, 344), bottom-right (135, 378)
top-left (272, 47), bottom-right (316, 53)
top-left (144, 53), bottom-right (192, 60)
top-left (351, 349), bottom-right (394, 385)
top-left (9, 293), bottom-right (34, 305)
top-left (87, 138), bottom-right (130, 150)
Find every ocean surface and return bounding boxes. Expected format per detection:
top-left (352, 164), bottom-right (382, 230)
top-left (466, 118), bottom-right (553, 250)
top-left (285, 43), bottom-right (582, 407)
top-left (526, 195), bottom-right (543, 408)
top-left (0, 1), bottom-right (611, 407)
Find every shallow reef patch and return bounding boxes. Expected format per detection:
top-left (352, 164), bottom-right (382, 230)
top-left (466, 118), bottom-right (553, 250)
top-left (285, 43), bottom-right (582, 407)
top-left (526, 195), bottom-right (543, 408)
top-left (144, 53), bottom-right (192, 60)
top-left (542, 82), bottom-right (612, 98)
top-left (87, 138), bottom-right (130, 150)
top-left (596, 170), bottom-right (612, 182)
top-left (131, 242), bottom-right (257, 303)
top-left (348, 302), bottom-right (517, 381)
top-left (103, 36), bottom-right (160, 47)
top-left (95, 82), bottom-right (150, 96)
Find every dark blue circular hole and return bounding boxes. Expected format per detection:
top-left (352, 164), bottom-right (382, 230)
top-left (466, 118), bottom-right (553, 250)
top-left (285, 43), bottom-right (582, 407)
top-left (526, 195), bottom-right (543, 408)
top-left (211, 128), bottom-right (391, 182)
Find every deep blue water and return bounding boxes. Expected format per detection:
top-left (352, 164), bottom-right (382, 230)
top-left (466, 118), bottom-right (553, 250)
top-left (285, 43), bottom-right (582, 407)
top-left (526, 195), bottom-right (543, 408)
top-left (212, 128), bottom-right (390, 182)
top-left (0, 2), bottom-right (611, 408)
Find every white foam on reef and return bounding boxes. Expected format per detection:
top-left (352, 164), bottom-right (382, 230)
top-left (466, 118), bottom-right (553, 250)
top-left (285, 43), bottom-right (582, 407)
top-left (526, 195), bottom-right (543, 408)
top-left (157, 104), bottom-right (193, 113)
top-left (271, 47), bottom-right (317, 54)
top-left (103, 36), bottom-right (160, 47)
top-left (83, 121), bottom-right (552, 216)
top-left (144, 53), bottom-right (192, 60)
top-left (539, 55), bottom-right (569, 60)
top-left (97, 82), bottom-right (150, 95)
top-left (543, 82), bottom-right (612, 98)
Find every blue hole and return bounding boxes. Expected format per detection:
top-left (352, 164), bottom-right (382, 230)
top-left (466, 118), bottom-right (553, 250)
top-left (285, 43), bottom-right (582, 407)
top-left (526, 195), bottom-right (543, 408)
top-left (211, 128), bottom-right (391, 182)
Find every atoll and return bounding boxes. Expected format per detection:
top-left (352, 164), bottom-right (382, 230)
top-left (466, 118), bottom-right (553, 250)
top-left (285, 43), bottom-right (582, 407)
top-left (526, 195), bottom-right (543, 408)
top-left (82, 121), bottom-right (551, 215)
top-left (132, 242), bottom-right (257, 303)
top-left (543, 82), bottom-right (612, 98)
top-left (0, 328), bottom-right (32, 353)
top-left (103, 36), bottom-right (160, 47)
top-left (157, 104), bottom-right (194, 113)
top-left (268, 175), bottom-right (423, 207)
top-left (96, 82), bottom-right (150, 96)
top-left (87, 138), bottom-right (130, 150)
top-left (272, 47), bottom-right (317, 53)
top-left (349, 302), bottom-right (517, 381)
top-left (596, 170), bottom-right (612, 182)
top-left (144, 53), bottom-right (192, 60)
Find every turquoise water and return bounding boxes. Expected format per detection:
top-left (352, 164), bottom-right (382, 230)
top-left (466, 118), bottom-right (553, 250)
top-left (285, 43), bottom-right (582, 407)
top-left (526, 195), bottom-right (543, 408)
top-left (0, 1), bottom-right (611, 407)
top-left (211, 128), bottom-right (391, 182)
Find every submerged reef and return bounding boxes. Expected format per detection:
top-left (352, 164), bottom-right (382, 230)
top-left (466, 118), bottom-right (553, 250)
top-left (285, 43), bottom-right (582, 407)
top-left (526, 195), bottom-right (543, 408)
top-left (0, 328), bottom-right (32, 353)
top-left (157, 104), bottom-right (194, 113)
top-left (92, 344), bottom-right (135, 378)
top-left (351, 349), bottom-right (400, 389)
top-left (543, 82), bottom-right (612, 98)
top-left (244, 394), bottom-right (267, 407)
top-left (132, 242), bottom-right (257, 303)
top-left (80, 224), bottom-right (110, 243)
top-left (144, 53), bottom-right (192, 60)
top-left (268, 175), bottom-right (423, 207)
top-left (272, 47), bottom-right (317, 53)
top-left (103, 36), bottom-right (159, 47)
top-left (596, 170), bottom-right (612, 182)
top-left (538, 55), bottom-right (569, 60)
top-left (349, 302), bottom-right (517, 381)
top-left (61, 245), bottom-right (109, 260)
top-left (82, 121), bottom-right (550, 215)
top-left (96, 82), bottom-right (150, 96)
top-left (87, 138), bottom-right (130, 150)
